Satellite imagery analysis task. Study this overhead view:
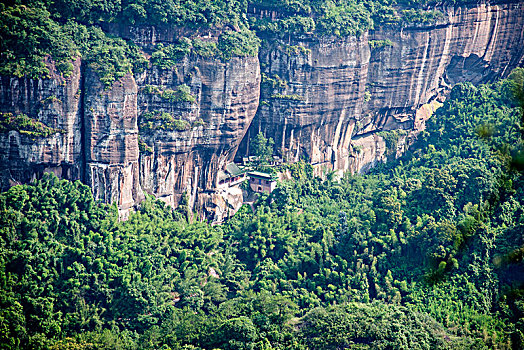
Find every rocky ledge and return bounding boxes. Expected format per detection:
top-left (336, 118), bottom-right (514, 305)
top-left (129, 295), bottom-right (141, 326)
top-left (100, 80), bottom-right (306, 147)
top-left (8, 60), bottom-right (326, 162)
top-left (1, 2), bottom-right (523, 220)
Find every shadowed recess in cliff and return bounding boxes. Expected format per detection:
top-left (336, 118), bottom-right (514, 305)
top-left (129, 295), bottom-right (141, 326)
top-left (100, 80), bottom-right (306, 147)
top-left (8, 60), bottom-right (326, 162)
top-left (239, 1), bottom-right (524, 179)
top-left (0, 1), bottom-right (523, 220)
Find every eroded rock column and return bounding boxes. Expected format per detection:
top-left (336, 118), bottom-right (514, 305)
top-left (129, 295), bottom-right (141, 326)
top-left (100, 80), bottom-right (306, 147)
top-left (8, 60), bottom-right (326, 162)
top-left (84, 69), bottom-right (144, 212)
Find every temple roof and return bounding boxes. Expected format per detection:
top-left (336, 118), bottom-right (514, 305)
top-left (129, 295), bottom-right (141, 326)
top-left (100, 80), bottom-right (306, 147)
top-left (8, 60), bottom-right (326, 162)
top-left (225, 163), bottom-right (243, 176)
top-left (248, 171), bottom-right (275, 180)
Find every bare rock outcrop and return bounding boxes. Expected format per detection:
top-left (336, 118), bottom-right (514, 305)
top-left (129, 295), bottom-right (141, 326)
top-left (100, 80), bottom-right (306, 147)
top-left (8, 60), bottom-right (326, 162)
top-left (84, 68), bottom-right (144, 213)
top-left (0, 58), bottom-right (83, 188)
top-left (240, 2), bottom-right (524, 175)
top-left (137, 55), bottom-right (260, 219)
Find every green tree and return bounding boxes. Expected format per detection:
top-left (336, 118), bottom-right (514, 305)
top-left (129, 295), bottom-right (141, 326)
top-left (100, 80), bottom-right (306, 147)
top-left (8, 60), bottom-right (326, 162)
top-left (250, 132), bottom-right (274, 165)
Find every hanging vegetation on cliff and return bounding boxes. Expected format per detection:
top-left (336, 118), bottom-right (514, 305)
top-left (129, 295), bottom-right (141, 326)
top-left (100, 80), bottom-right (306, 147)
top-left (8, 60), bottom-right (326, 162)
top-left (1, 72), bottom-right (523, 349)
top-left (0, 0), bottom-right (449, 83)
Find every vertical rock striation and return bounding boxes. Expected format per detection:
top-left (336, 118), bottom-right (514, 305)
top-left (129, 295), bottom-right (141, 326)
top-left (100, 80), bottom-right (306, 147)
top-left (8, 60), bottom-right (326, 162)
top-left (0, 58), bottom-right (83, 188)
top-left (84, 68), bottom-right (143, 214)
top-left (0, 2), bottom-right (523, 218)
top-left (241, 2), bottom-right (524, 175)
top-left (137, 55), bottom-right (260, 220)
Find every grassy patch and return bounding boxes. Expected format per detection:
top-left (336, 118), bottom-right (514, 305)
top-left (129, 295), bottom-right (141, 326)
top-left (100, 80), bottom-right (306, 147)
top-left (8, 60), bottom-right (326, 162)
top-left (0, 112), bottom-right (64, 137)
top-left (139, 111), bottom-right (191, 132)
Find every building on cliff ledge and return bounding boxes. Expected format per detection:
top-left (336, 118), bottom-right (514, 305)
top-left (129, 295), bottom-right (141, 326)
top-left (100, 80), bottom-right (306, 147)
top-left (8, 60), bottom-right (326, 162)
top-left (248, 171), bottom-right (277, 193)
top-left (218, 163), bottom-right (246, 188)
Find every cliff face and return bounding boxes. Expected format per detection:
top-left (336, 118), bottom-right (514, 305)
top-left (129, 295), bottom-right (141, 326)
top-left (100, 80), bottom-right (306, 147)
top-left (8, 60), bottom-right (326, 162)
top-left (1, 2), bottom-right (523, 218)
top-left (241, 2), bottom-right (524, 175)
top-left (136, 55), bottom-right (260, 219)
top-left (84, 68), bottom-right (143, 213)
top-left (0, 58), bottom-right (83, 188)
top-left (0, 46), bottom-right (260, 220)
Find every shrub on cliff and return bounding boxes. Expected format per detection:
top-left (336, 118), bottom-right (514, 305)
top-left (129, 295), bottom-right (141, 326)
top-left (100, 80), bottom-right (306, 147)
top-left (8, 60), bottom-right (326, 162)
top-left (192, 38), bottom-right (219, 58)
top-left (0, 113), bottom-right (64, 137)
top-left (151, 39), bottom-right (192, 70)
top-left (218, 29), bottom-right (261, 60)
top-left (161, 85), bottom-right (196, 103)
top-left (141, 85), bottom-right (196, 103)
top-left (139, 111), bottom-right (192, 132)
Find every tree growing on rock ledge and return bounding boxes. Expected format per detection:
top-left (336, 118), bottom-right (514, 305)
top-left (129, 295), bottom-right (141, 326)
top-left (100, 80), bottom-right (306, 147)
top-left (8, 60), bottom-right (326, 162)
top-left (251, 132), bottom-right (274, 165)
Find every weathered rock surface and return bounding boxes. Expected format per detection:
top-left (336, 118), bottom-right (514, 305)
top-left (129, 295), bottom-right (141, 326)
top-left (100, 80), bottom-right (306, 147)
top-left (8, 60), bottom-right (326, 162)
top-left (240, 2), bottom-right (524, 175)
top-left (0, 50), bottom-right (259, 221)
top-left (84, 68), bottom-right (144, 212)
top-left (0, 58), bottom-right (83, 188)
top-left (1, 2), bottom-right (523, 218)
top-left (137, 55), bottom-right (260, 220)
top-left (201, 186), bottom-right (244, 224)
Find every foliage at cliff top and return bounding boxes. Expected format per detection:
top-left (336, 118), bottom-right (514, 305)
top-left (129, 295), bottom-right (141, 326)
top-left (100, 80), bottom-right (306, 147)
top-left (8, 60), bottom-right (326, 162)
top-left (1, 73), bottom-right (523, 348)
top-left (0, 4), bottom-right (147, 86)
top-left (1, 0), bottom-right (450, 82)
top-left (0, 4), bottom-right (76, 79)
top-left (249, 0), bottom-right (445, 37)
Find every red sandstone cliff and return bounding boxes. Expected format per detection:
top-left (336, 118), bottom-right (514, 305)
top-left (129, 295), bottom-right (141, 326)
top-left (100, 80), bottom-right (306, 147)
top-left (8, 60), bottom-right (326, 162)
top-left (0, 58), bottom-right (83, 186)
top-left (241, 2), bottom-right (524, 175)
top-left (0, 2), bottom-right (523, 219)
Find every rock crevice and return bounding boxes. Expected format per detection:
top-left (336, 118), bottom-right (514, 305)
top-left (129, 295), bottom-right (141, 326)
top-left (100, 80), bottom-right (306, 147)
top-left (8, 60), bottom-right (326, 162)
top-left (239, 2), bottom-right (524, 176)
top-left (1, 2), bottom-right (523, 219)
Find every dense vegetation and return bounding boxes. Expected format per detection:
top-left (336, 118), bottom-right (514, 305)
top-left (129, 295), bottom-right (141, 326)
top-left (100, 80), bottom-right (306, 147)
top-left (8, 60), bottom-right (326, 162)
top-left (1, 69), bottom-right (523, 348)
top-left (0, 112), bottom-right (64, 137)
top-left (0, 1), bottom-right (256, 83)
top-left (0, 3), bottom-right (147, 85)
top-left (249, 0), bottom-right (444, 37)
top-left (1, 0), bottom-right (450, 83)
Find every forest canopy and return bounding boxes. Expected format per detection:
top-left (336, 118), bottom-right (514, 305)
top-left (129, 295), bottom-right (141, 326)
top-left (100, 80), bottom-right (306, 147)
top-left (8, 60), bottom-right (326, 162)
top-left (1, 72), bottom-right (523, 349)
top-left (0, 0), bottom-right (448, 81)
